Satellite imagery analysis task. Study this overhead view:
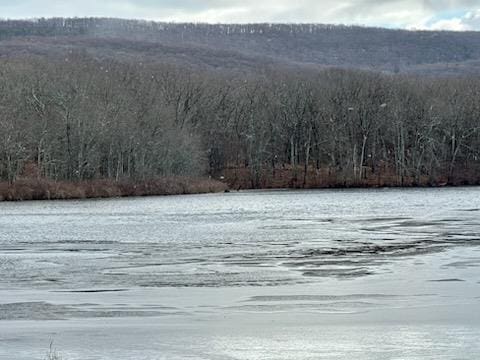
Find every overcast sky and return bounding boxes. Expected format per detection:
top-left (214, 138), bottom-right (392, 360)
top-left (0, 0), bottom-right (479, 31)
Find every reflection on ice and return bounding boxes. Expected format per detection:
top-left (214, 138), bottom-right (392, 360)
top-left (1, 187), bottom-right (480, 359)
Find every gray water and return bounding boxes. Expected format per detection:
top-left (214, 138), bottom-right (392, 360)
top-left (1, 188), bottom-right (480, 359)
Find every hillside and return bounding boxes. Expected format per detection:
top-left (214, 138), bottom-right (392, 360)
top-left (1, 18), bottom-right (480, 195)
top-left (1, 18), bottom-right (480, 74)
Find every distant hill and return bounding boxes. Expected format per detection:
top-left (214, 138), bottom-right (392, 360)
top-left (1, 18), bottom-right (480, 191)
top-left (1, 18), bottom-right (480, 75)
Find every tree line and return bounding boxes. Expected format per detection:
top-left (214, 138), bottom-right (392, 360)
top-left (1, 55), bottom-right (479, 188)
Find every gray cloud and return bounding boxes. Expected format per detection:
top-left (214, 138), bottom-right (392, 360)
top-left (0, 0), bottom-right (478, 30)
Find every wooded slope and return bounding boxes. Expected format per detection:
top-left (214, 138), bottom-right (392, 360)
top-left (1, 18), bottom-right (480, 75)
top-left (0, 19), bottom-right (479, 191)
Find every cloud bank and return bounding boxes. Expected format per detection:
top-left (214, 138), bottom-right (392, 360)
top-left (0, 0), bottom-right (479, 30)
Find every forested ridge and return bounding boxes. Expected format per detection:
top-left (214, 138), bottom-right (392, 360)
top-left (0, 19), bottom-right (480, 198)
top-left (2, 18), bottom-right (480, 74)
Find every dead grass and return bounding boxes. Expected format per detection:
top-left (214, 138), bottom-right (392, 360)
top-left (0, 177), bottom-right (228, 202)
top-left (3, 164), bottom-right (477, 201)
top-left (45, 342), bottom-right (62, 360)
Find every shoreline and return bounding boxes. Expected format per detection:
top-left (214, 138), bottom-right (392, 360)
top-left (222, 166), bottom-right (480, 190)
top-left (1, 176), bottom-right (478, 202)
top-left (0, 177), bottom-right (228, 202)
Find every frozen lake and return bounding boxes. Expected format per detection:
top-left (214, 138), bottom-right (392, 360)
top-left (1, 188), bottom-right (480, 359)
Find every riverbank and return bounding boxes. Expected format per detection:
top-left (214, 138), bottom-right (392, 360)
top-left (2, 164), bottom-right (479, 201)
top-left (0, 177), bottom-right (228, 201)
top-left (223, 166), bottom-right (480, 189)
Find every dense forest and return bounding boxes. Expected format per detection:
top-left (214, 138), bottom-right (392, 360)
top-left (1, 56), bottom-right (480, 189)
top-left (0, 19), bottom-right (480, 198)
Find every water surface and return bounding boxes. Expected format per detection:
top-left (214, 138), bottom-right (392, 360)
top-left (1, 188), bottom-right (480, 359)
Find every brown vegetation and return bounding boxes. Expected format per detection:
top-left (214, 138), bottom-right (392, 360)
top-left (0, 177), bottom-right (227, 201)
top-left (223, 165), bottom-right (480, 190)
